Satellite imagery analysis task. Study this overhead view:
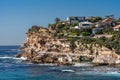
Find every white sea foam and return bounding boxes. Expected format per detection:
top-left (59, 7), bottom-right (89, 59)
top-left (20, 57), bottom-right (27, 60)
top-left (74, 62), bottom-right (93, 67)
top-left (0, 56), bottom-right (14, 59)
top-left (37, 63), bottom-right (57, 66)
top-left (62, 69), bottom-right (75, 72)
top-left (0, 56), bottom-right (23, 60)
top-left (106, 71), bottom-right (120, 75)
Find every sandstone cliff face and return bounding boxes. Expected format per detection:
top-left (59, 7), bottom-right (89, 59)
top-left (17, 27), bottom-right (120, 65)
top-left (23, 30), bottom-right (71, 53)
top-left (92, 46), bottom-right (120, 65)
top-left (18, 28), bottom-right (74, 65)
top-left (74, 41), bottom-right (120, 65)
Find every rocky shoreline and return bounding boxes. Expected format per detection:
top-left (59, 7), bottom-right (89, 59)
top-left (16, 26), bottom-right (120, 66)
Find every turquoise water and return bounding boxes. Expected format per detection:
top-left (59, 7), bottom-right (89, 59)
top-left (0, 46), bottom-right (120, 80)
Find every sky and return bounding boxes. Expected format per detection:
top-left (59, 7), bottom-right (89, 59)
top-left (0, 0), bottom-right (119, 45)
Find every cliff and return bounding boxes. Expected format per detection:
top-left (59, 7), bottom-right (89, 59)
top-left (17, 27), bottom-right (120, 66)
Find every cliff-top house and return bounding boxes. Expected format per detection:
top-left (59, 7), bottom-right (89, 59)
top-left (113, 24), bottom-right (120, 31)
top-left (79, 21), bottom-right (93, 28)
top-left (102, 17), bottom-right (114, 27)
top-left (73, 21), bottom-right (93, 29)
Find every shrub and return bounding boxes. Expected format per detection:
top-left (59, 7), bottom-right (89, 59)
top-left (28, 25), bottom-right (40, 33)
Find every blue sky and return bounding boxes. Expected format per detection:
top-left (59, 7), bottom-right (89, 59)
top-left (0, 0), bottom-right (119, 45)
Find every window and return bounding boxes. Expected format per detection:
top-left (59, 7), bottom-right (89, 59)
top-left (82, 24), bottom-right (90, 26)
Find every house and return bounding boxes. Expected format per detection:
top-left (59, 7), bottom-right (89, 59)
top-left (70, 21), bottom-right (93, 29)
top-left (67, 16), bottom-right (86, 24)
top-left (102, 18), bottom-right (113, 26)
top-left (102, 18), bottom-right (112, 23)
top-left (79, 21), bottom-right (93, 28)
top-left (113, 24), bottom-right (120, 31)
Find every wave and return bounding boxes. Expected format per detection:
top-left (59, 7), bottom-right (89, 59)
top-left (0, 56), bottom-right (16, 59)
top-left (0, 56), bottom-right (25, 60)
top-left (37, 63), bottom-right (57, 66)
top-left (105, 71), bottom-right (120, 76)
top-left (62, 69), bottom-right (75, 72)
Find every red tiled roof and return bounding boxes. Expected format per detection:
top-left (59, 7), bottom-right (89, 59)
top-left (113, 24), bottom-right (120, 29)
top-left (102, 18), bottom-right (112, 23)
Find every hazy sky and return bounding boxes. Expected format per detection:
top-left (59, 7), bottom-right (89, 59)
top-left (0, 0), bottom-right (119, 45)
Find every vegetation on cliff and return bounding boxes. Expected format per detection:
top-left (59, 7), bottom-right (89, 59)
top-left (27, 15), bottom-right (120, 54)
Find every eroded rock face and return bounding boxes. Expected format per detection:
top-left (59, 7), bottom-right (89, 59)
top-left (92, 46), bottom-right (120, 65)
top-left (17, 28), bottom-right (74, 65)
top-left (17, 27), bottom-right (120, 65)
top-left (74, 42), bottom-right (120, 65)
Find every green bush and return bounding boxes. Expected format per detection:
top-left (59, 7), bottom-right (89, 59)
top-left (28, 25), bottom-right (40, 33)
top-left (81, 32), bottom-right (90, 36)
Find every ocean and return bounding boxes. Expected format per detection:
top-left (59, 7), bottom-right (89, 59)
top-left (0, 46), bottom-right (120, 80)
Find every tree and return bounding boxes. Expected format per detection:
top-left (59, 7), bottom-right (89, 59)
top-left (71, 22), bottom-right (79, 26)
top-left (55, 18), bottom-right (60, 23)
top-left (80, 28), bottom-right (92, 36)
top-left (105, 14), bottom-right (114, 18)
top-left (87, 16), bottom-right (102, 23)
top-left (81, 32), bottom-right (90, 36)
top-left (102, 25), bottom-right (114, 34)
top-left (48, 24), bottom-right (56, 30)
top-left (28, 25), bottom-right (40, 33)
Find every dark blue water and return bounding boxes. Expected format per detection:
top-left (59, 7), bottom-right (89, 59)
top-left (0, 46), bottom-right (120, 80)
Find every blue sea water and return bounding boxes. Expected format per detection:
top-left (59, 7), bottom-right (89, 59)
top-left (0, 46), bottom-right (120, 80)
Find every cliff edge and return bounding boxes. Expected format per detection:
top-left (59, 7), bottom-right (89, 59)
top-left (16, 26), bottom-right (120, 66)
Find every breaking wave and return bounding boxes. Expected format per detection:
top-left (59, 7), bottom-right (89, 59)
top-left (0, 56), bottom-right (21, 59)
top-left (61, 69), bottom-right (75, 72)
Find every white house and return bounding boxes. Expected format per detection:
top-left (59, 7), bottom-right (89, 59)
top-left (79, 21), bottom-right (93, 28)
